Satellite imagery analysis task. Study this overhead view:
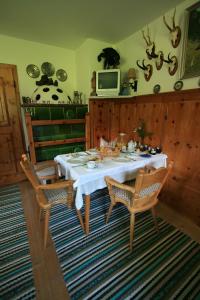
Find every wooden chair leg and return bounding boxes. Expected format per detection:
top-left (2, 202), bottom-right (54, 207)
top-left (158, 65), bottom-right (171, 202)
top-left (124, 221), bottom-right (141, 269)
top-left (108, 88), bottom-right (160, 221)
top-left (130, 213), bottom-right (135, 252)
top-left (151, 207), bottom-right (159, 233)
top-left (44, 209), bottom-right (50, 248)
top-left (39, 208), bottom-right (43, 221)
top-left (76, 209), bottom-right (85, 232)
top-left (106, 203), bottom-right (114, 224)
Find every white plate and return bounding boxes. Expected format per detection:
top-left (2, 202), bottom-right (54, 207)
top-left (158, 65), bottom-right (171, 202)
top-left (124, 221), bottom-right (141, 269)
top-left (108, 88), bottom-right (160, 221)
top-left (126, 155), bottom-right (140, 161)
top-left (112, 157), bottom-right (131, 163)
top-left (87, 148), bottom-right (98, 153)
top-left (67, 159), bottom-right (83, 164)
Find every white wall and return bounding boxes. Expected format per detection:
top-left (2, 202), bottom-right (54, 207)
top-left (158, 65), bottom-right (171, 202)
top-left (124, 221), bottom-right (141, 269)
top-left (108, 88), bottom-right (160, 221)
top-left (116, 0), bottom-right (199, 96)
top-left (0, 0), bottom-right (199, 102)
top-left (75, 38), bottom-right (112, 103)
top-left (0, 34), bottom-right (76, 101)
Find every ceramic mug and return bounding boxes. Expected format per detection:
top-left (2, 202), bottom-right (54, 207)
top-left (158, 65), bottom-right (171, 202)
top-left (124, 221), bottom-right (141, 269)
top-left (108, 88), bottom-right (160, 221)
top-left (87, 161), bottom-right (97, 169)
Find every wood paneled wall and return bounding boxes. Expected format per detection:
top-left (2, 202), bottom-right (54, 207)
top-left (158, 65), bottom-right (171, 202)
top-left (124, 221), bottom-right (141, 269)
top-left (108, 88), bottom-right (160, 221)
top-left (89, 89), bottom-right (200, 227)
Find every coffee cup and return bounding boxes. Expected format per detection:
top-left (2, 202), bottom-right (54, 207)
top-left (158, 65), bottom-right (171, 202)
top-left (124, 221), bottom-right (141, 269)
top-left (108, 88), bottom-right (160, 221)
top-left (87, 161), bottom-right (97, 169)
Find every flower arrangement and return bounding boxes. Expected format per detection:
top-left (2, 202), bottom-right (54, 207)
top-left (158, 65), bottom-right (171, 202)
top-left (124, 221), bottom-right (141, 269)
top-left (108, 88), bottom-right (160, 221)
top-left (134, 119), bottom-right (153, 144)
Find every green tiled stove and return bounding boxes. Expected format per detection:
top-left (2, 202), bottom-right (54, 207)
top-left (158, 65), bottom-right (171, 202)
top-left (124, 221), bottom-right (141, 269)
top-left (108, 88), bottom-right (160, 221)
top-left (23, 104), bottom-right (88, 163)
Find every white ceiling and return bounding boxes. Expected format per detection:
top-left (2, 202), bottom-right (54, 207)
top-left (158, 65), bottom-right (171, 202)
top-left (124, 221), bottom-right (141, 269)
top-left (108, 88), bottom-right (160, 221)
top-left (0, 0), bottom-right (185, 50)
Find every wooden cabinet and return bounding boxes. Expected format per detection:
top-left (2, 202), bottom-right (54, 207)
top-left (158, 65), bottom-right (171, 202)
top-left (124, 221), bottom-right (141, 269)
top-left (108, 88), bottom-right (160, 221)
top-left (23, 104), bottom-right (88, 163)
top-left (89, 89), bottom-right (200, 226)
top-left (0, 64), bottom-right (25, 186)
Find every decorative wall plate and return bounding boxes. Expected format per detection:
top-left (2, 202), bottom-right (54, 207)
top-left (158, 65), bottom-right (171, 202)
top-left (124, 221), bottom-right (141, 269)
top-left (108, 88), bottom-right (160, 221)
top-left (56, 69), bottom-right (68, 82)
top-left (153, 84), bottom-right (161, 94)
top-left (174, 80), bottom-right (183, 91)
top-left (41, 62), bottom-right (55, 77)
top-left (26, 64), bottom-right (40, 78)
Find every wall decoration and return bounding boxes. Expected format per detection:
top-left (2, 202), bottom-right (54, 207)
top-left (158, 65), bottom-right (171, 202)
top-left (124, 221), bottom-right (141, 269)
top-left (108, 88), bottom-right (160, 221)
top-left (26, 64), bottom-right (40, 78)
top-left (162, 53), bottom-right (178, 76)
top-left (56, 69), bottom-right (68, 82)
top-left (153, 84), bottom-right (161, 94)
top-left (97, 47), bottom-right (120, 69)
top-left (41, 62), bottom-right (55, 77)
top-left (141, 28), bottom-right (163, 70)
top-left (32, 85), bottom-right (68, 104)
top-left (163, 8), bottom-right (181, 48)
top-left (181, 2), bottom-right (200, 79)
top-left (136, 60), bottom-right (153, 81)
top-left (174, 80), bottom-right (183, 91)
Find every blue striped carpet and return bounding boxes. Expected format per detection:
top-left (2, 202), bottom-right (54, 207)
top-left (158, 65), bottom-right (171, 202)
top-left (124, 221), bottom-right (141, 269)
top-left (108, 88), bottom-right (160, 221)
top-left (50, 188), bottom-right (200, 300)
top-left (0, 185), bottom-right (36, 299)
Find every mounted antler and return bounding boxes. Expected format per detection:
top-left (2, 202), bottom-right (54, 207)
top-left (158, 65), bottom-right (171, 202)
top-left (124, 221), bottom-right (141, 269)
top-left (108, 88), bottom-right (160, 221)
top-left (161, 53), bottom-right (178, 75)
top-left (136, 60), bottom-right (153, 81)
top-left (163, 8), bottom-right (181, 48)
top-left (142, 28), bottom-right (156, 60)
top-left (142, 28), bottom-right (163, 71)
top-left (155, 51), bottom-right (164, 71)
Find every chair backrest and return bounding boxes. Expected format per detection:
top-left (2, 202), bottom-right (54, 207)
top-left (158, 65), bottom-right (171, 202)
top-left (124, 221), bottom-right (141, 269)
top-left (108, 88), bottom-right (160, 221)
top-left (20, 154), bottom-right (41, 191)
top-left (133, 161), bottom-right (173, 207)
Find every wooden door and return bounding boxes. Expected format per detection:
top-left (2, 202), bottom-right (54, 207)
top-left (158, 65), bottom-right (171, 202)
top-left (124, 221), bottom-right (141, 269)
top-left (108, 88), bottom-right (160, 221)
top-left (0, 64), bottom-right (25, 186)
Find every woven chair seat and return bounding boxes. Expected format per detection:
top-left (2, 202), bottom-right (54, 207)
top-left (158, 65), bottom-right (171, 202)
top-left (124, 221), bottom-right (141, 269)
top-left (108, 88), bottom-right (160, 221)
top-left (36, 166), bottom-right (56, 178)
top-left (139, 183), bottom-right (161, 197)
top-left (112, 182), bottom-right (161, 204)
top-left (44, 188), bottom-right (69, 204)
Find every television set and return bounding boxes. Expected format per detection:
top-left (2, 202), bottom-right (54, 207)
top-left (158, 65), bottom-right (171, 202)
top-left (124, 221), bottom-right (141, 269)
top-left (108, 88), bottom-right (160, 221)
top-left (96, 69), bottom-right (120, 96)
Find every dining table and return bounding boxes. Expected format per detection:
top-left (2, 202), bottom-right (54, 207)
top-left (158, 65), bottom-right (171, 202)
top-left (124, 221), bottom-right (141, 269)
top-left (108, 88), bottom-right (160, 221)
top-left (54, 150), bottom-right (167, 234)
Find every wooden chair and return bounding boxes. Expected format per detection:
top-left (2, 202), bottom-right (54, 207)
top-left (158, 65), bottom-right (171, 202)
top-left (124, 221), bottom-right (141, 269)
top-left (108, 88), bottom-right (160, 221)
top-left (105, 161), bottom-right (173, 252)
top-left (20, 154), bottom-right (84, 248)
top-left (21, 154), bottom-right (60, 184)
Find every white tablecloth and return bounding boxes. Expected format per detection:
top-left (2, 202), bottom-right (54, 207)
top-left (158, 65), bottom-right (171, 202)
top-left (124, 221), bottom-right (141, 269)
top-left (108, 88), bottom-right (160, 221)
top-left (54, 153), bottom-right (167, 210)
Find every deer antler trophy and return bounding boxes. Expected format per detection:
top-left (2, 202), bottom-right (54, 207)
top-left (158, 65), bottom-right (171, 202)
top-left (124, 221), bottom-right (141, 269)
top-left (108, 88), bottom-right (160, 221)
top-left (161, 53), bottom-right (178, 75)
top-left (136, 60), bottom-right (153, 81)
top-left (142, 28), bottom-right (164, 70)
top-left (163, 8), bottom-right (181, 48)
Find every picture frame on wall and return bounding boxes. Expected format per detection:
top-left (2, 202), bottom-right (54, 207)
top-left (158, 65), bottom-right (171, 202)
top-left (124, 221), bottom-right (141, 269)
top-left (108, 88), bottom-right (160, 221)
top-left (180, 2), bottom-right (200, 79)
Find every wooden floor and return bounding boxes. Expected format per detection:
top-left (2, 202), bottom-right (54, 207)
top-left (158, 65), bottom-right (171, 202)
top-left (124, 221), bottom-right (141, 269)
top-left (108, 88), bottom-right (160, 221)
top-left (19, 180), bottom-right (200, 300)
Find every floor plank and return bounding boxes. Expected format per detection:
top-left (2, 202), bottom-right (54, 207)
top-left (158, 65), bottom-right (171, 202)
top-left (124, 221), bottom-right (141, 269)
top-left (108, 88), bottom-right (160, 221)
top-left (20, 181), bottom-right (69, 300)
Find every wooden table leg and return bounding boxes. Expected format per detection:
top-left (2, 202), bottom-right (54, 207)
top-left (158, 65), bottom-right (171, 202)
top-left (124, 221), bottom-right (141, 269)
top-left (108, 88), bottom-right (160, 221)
top-left (85, 194), bottom-right (91, 235)
top-left (76, 209), bottom-right (85, 231)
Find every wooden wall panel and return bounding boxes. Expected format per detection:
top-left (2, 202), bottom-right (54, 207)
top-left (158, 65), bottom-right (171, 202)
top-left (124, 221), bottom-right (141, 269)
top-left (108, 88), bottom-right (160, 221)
top-left (119, 102), bottom-right (136, 140)
top-left (89, 100), bottom-right (112, 147)
top-left (89, 89), bottom-right (200, 226)
top-left (110, 102), bottom-right (120, 141)
top-left (134, 101), bottom-right (165, 146)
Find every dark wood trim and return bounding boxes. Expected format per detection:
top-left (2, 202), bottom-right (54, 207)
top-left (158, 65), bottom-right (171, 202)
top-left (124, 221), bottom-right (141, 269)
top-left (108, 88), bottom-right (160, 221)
top-left (21, 103), bottom-right (88, 108)
top-left (31, 119), bottom-right (85, 125)
top-left (35, 137), bottom-right (86, 148)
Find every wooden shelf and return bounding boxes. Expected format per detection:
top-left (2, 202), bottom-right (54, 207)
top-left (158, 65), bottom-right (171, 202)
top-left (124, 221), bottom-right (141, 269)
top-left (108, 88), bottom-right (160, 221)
top-left (31, 119), bottom-right (85, 126)
top-left (21, 103), bottom-right (87, 108)
top-left (24, 107), bottom-right (89, 163)
top-left (34, 137), bottom-right (86, 148)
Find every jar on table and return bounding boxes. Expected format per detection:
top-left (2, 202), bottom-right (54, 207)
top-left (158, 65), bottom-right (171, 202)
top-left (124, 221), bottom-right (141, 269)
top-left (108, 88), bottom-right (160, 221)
top-left (116, 133), bottom-right (127, 150)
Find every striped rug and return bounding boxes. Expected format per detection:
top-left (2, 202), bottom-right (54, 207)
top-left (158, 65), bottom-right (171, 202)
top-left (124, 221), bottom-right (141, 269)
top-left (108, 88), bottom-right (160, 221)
top-left (50, 188), bottom-right (200, 300)
top-left (0, 185), bottom-right (36, 299)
